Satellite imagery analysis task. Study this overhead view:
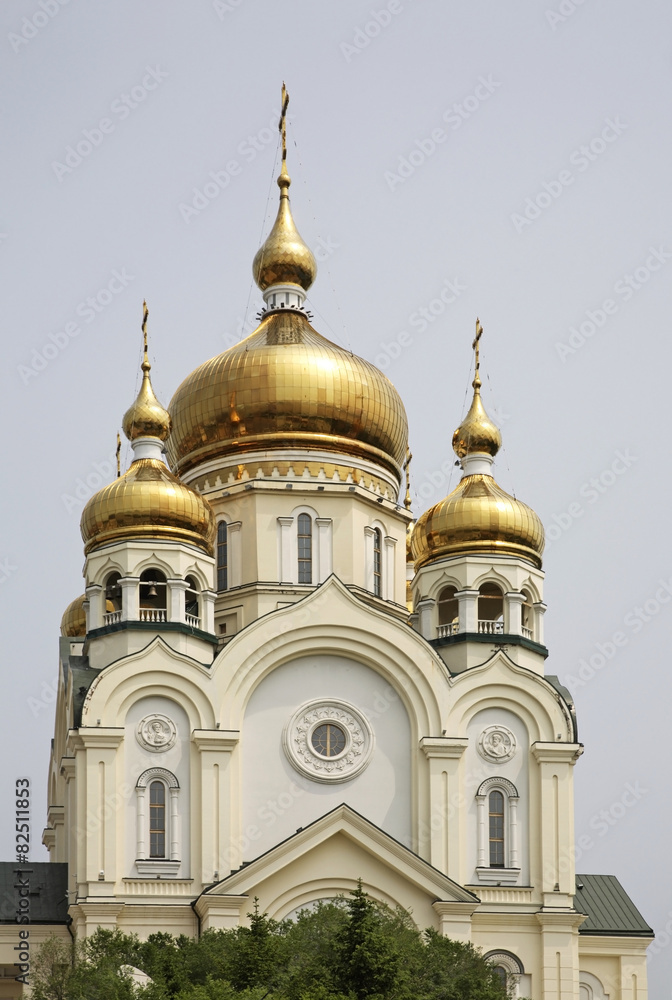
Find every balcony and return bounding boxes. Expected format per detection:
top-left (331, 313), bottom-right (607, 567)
top-left (478, 619), bottom-right (504, 635)
top-left (139, 608), bottom-right (167, 623)
top-left (185, 613), bottom-right (201, 628)
top-left (437, 622), bottom-right (459, 639)
top-left (103, 610), bottom-right (122, 626)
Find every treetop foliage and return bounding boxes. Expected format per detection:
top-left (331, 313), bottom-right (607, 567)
top-left (31, 882), bottom-right (513, 1000)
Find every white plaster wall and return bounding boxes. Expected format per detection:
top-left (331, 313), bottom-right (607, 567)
top-left (124, 695), bottom-right (191, 877)
top-left (465, 707), bottom-right (530, 884)
top-left (242, 654), bottom-right (411, 857)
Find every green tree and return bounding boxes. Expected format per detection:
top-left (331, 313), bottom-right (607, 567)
top-left (333, 879), bottom-right (400, 999)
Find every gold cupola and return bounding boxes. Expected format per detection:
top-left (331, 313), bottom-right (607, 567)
top-left (166, 87), bottom-right (408, 489)
top-left (411, 321), bottom-right (544, 569)
top-left (61, 594), bottom-right (87, 637)
top-left (81, 305), bottom-right (215, 556)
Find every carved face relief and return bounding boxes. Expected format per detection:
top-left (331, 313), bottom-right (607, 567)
top-left (136, 714), bottom-right (177, 753)
top-left (477, 725), bottom-right (517, 763)
top-left (283, 701), bottom-right (374, 783)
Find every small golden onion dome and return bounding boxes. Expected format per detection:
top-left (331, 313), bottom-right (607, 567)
top-left (252, 160), bottom-right (317, 293)
top-left (412, 318), bottom-right (543, 569)
top-left (452, 373), bottom-right (501, 459)
top-left (81, 305), bottom-right (215, 556)
top-left (411, 475), bottom-right (545, 570)
top-left (80, 458), bottom-right (215, 555)
top-left (166, 310), bottom-right (408, 482)
top-left (122, 333), bottom-right (171, 442)
top-left (61, 594), bottom-right (87, 637)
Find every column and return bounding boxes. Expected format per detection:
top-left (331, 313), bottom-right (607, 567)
top-left (86, 584), bottom-right (103, 630)
top-left (170, 787), bottom-right (180, 861)
top-left (167, 578), bottom-right (188, 623)
top-left (384, 535), bottom-right (396, 601)
top-left (228, 521), bottom-right (242, 587)
top-left (534, 602), bottom-right (547, 645)
top-left (531, 743), bottom-right (583, 901)
top-left (456, 589), bottom-right (479, 633)
top-left (416, 599), bottom-right (435, 640)
top-left (476, 794), bottom-right (487, 868)
top-left (192, 731), bottom-right (240, 885)
top-left (201, 590), bottom-right (216, 633)
top-left (505, 591), bottom-right (525, 635)
top-left (136, 785), bottom-right (146, 858)
top-left (315, 518), bottom-right (333, 582)
top-left (277, 517), bottom-right (293, 583)
top-left (363, 526), bottom-right (375, 591)
top-left (419, 737), bottom-right (468, 879)
top-left (119, 576), bottom-right (139, 622)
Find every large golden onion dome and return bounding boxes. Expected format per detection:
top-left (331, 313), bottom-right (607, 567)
top-left (166, 310), bottom-right (408, 481)
top-left (411, 320), bottom-right (544, 570)
top-left (81, 307), bottom-right (215, 556)
top-left (166, 89), bottom-right (407, 484)
top-left (61, 594), bottom-right (87, 637)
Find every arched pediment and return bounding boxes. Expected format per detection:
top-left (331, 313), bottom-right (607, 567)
top-left (210, 575), bottom-right (446, 738)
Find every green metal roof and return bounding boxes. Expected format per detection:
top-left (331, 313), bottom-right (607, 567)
top-left (575, 874), bottom-right (653, 937)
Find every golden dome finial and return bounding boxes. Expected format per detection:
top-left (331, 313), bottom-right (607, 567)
top-left (452, 318), bottom-right (502, 461)
top-left (122, 301), bottom-right (172, 443)
top-left (252, 85), bottom-right (317, 295)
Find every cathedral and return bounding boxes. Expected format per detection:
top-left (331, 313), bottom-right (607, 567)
top-left (1, 96), bottom-right (653, 998)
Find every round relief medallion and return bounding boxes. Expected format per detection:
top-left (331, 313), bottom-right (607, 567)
top-left (477, 725), bottom-right (517, 763)
top-left (283, 700), bottom-right (374, 783)
top-left (136, 714), bottom-right (177, 753)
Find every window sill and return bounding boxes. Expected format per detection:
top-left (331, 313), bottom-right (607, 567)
top-left (475, 866), bottom-right (521, 884)
top-left (135, 859), bottom-right (181, 877)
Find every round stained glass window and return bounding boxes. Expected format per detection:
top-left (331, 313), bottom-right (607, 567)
top-left (283, 699), bottom-right (375, 783)
top-left (311, 723), bottom-right (346, 758)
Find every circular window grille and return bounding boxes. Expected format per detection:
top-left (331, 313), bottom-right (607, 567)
top-left (283, 700), bottom-right (374, 783)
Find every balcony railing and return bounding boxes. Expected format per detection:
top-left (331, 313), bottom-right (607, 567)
top-left (139, 608), bottom-right (167, 623)
top-left (521, 625), bottom-right (533, 639)
top-left (185, 613), bottom-right (201, 628)
top-left (437, 622), bottom-right (459, 638)
top-left (477, 619), bottom-right (504, 635)
top-left (103, 610), bottom-right (122, 626)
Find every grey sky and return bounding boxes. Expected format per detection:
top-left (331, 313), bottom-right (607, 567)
top-left (1, 0), bottom-right (670, 991)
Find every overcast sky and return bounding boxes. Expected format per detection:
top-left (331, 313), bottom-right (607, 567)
top-left (1, 0), bottom-right (670, 990)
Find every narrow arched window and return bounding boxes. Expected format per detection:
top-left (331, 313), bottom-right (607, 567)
top-left (489, 790), bottom-right (505, 867)
top-left (297, 514), bottom-right (312, 584)
top-left (149, 781), bottom-right (166, 858)
top-left (521, 591), bottom-right (533, 639)
top-left (373, 528), bottom-right (382, 597)
top-left (478, 583), bottom-right (503, 634)
top-left (438, 586), bottom-right (458, 636)
top-left (217, 522), bottom-right (228, 592)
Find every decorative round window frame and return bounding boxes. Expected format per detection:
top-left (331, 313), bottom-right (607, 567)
top-left (136, 713), bottom-right (177, 753)
top-left (477, 724), bottom-right (517, 764)
top-left (283, 700), bottom-right (374, 783)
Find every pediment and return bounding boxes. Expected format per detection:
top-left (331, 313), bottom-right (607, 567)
top-left (198, 804), bottom-right (478, 926)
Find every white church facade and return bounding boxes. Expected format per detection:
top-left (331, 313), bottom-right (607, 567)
top-left (1, 96), bottom-right (653, 998)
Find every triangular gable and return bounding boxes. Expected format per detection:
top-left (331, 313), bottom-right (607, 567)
top-left (196, 804), bottom-right (478, 930)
